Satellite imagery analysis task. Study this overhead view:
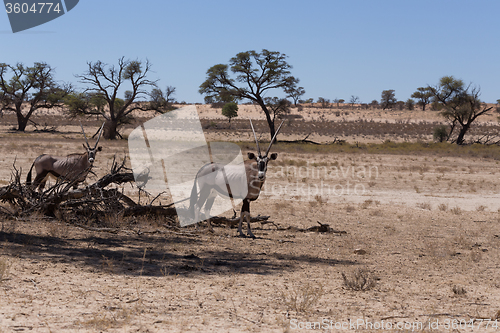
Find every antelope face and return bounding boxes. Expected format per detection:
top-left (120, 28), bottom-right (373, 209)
top-left (248, 152), bottom-right (278, 180)
top-left (84, 145), bottom-right (102, 164)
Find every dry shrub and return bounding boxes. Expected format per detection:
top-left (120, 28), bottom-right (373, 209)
top-left (450, 206), bottom-right (462, 215)
top-left (0, 258), bottom-right (8, 282)
top-left (341, 268), bottom-right (377, 291)
top-left (345, 205), bottom-right (355, 213)
top-left (360, 199), bottom-right (373, 209)
top-left (314, 194), bottom-right (326, 206)
top-left (279, 282), bottom-right (324, 313)
top-left (416, 202), bottom-right (432, 210)
top-left (438, 203), bottom-right (448, 211)
top-left (452, 285), bottom-right (467, 295)
top-left (476, 205), bottom-right (487, 212)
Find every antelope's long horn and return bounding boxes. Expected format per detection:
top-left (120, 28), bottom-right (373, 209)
top-left (249, 118), bottom-right (261, 157)
top-left (80, 122), bottom-right (91, 148)
top-left (94, 123), bottom-right (105, 148)
top-left (265, 120), bottom-right (285, 156)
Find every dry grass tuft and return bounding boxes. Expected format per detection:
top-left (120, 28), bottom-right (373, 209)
top-left (438, 203), bottom-right (448, 212)
top-left (279, 282), bottom-right (324, 314)
top-left (341, 268), bottom-right (377, 291)
top-left (0, 258), bottom-right (8, 283)
top-left (452, 285), bottom-right (467, 295)
top-left (416, 202), bottom-right (432, 210)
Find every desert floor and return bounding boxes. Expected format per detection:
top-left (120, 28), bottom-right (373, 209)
top-left (1, 106), bottom-right (500, 332)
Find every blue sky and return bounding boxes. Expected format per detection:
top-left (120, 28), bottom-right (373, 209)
top-left (1, 0), bottom-right (499, 103)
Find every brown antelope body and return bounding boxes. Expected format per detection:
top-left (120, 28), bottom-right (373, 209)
top-left (26, 124), bottom-right (104, 190)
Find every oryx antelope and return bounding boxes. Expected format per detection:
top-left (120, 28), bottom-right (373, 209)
top-left (26, 123), bottom-right (104, 190)
top-left (188, 119), bottom-right (284, 238)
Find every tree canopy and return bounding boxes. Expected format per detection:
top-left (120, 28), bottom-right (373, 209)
top-left (199, 49), bottom-right (301, 141)
top-left (221, 102), bottom-right (238, 126)
top-left (428, 76), bottom-right (492, 145)
top-left (380, 90), bottom-right (397, 110)
top-left (0, 62), bottom-right (70, 131)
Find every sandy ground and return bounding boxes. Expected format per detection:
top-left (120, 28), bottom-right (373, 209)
top-left (1, 110), bottom-right (500, 332)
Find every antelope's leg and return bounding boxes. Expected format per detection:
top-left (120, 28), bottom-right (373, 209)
top-left (195, 187), bottom-right (211, 229)
top-left (203, 191), bottom-right (216, 232)
top-left (238, 199), bottom-right (250, 237)
top-left (238, 213), bottom-right (245, 237)
top-left (246, 212), bottom-right (255, 239)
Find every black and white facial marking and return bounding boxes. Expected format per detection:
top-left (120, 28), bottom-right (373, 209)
top-left (80, 122), bottom-right (104, 164)
top-left (84, 144), bottom-right (102, 163)
top-left (248, 152), bottom-right (278, 180)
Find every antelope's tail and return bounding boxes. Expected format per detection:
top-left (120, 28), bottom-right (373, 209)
top-left (26, 162), bottom-right (35, 186)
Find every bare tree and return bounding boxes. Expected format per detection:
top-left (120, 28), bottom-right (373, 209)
top-left (349, 95), bottom-right (360, 109)
top-left (74, 57), bottom-right (158, 139)
top-left (0, 62), bottom-right (70, 131)
top-left (149, 85), bottom-right (176, 113)
top-left (428, 76), bottom-right (492, 145)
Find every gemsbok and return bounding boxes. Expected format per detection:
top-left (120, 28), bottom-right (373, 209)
top-left (189, 119), bottom-right (284, 238)
top-left (26, 123), bottom-right (104, 191)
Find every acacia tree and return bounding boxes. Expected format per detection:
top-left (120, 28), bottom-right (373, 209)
top-left (264, 97), bottom-right (291, 123)
top-left (333, 98), bottom-right (344, 108)
top-left (0, 62), bottom-right (69, 131)
top-left (74, 57), bottom-right (158, 139)
top-left (411, 87), bottom-right (433, 111)
top-left (428, 76), bottom-right (492, 145)
top-left (199, 49), bottom-right (301, 141)
top-left (285, 85), bottom-right (305, 106)
top-left (380, 90), bottom-right (397, 110)
top-left (221, 102), bottom-right (238, 127)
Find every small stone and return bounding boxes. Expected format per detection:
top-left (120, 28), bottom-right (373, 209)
top-left (354, 248), bottom-right (367, 255)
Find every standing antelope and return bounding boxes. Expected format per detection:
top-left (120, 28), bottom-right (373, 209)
top-left (189, 119), bottom-right (284, 238)
top-left (26, 124), bottom-right (104, 190)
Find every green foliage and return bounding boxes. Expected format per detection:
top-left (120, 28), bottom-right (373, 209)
top-left (405, 98), bottom-right (415, 110)
top-left (64, 92), bottom-right (106, 117)
top-left (380, 89), bottom-right (396, 110)
top-left (428, 76), bottom-right (492, 144)
top-left (0, 62), bottom-right (69, 131)
top-left (221, 102), bottom-right (238, 123)
top-left (433, 125), bottom-right (449, 142)
top-left (411, 87), bottom-right (433, 111)
top-left (199, 49), bottom-right (301, 140)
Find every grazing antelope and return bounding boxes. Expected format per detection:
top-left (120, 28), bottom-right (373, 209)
top-left (26, 124), bottom-right (104, 190)
top-left (189, 119), bottom-right (284, 238)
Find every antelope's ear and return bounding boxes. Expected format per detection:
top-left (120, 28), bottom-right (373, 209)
top-left (247, 152), bottom-right (256, 160)
top-left (82, 143), bottom-right (87, 149)
top-left (269, 153), bottom-right (278, 160)
top-left (97, 146), bottom-right (102, 152)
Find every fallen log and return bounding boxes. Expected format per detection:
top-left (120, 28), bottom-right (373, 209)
top-left (209, 214), bottom-right (271, 227)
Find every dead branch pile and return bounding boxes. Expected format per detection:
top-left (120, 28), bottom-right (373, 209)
top-left (0, 158), bottom-right (176, 225)
top-left (0, 157), bottom-right (272, 230)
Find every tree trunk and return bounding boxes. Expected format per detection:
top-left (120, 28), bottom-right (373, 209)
top-left (103, 119), bottom-right (119, 140)
top-left (16, 113), bottom-right (28, 132)
top-left (456, 124), bottom-right (470, 145)
top-left (256, 98), bottom-right (276, 144)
